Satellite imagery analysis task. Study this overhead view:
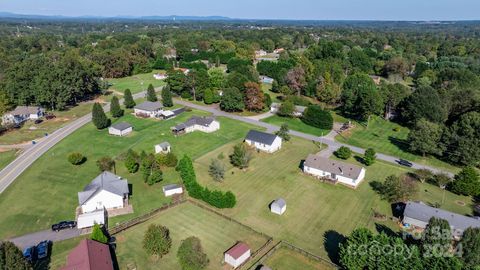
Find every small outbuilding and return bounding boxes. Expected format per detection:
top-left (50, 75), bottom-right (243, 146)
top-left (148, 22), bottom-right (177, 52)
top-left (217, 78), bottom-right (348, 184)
top-left (163, 184), bottom-right (183, 197)
top-left (77, 208), bottom-right (106, 229)
top-left (224, 242), bottom-right (251, 269)
top-left (155, 142), bottom-right (171, 154)
top-left (270, 198), bottom-right (287, 215)
top-left (108, 122), bottom-right (133, 136)
top-left (245, 130), bottom-right (282, 153)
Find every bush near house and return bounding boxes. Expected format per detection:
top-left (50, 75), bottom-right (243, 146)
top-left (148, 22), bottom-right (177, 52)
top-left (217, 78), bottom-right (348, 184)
top-left (68, 152), bottom-right (86, 165)
top-left (334, 146), bottom-right (352, 160)
top-left (177, 155), bottom-right (236, 208)
top-left (301, 105), bottom-right (333, 130)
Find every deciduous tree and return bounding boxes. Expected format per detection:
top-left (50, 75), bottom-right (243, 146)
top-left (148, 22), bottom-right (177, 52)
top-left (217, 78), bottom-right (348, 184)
top-left (143, 224), bottom-right (172, 257)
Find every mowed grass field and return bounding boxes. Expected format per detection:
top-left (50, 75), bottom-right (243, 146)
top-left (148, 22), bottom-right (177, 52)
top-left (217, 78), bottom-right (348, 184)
top-left (194, 137), bottom-right (471, 259)
top-left (114, 202), bottom-right (270, 270)
top-left (0, 108), bottom-right (258, 239)
top-left (106, 70), bottom-right (166, 94)
top-left (0, 150), bottom-right (18, 170)
top-left (262, 115), bottom-right (330, 136)
top-left (262, 247), bottom-right (336, 270)
top-left (0, 102), bottom-right (95, 145)
top-left (335, 116), bottom-right (459, 173)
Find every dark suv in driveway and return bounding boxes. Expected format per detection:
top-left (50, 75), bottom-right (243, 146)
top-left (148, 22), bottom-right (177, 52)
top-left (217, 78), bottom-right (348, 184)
top-left (36, 241), bottom-right (50, 260)
top-left (51, 221), bottom-right (77, 232)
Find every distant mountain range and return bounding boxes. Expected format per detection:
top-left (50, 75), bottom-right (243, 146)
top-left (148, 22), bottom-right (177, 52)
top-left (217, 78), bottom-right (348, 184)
top-left (0, 12), bottom-right (234, 21)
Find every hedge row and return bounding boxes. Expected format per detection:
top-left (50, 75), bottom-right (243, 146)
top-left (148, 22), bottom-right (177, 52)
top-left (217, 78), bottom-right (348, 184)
top-left (177, 155), bottom-right (236, 208)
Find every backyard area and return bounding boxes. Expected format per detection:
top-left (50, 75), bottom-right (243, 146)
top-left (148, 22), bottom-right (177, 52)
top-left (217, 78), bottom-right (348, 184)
top-left (114, 202), bottom-right (270, 270)
top-left (335, 116), bottom-right (460, 173)
top-left (261, 246), bottom-right (337, 270)
top-left (106, 70), bottom-right (166, 94)
top-left (261, 115), bottom-right (330, 136)
top-left (0, 108), bottom-right (258, 239)
top-left (194, 137), bottom-right (472, 260)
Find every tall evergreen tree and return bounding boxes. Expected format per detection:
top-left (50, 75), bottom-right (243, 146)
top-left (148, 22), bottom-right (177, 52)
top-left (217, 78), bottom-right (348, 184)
top-left (110, 96), bottom-right (124, 118)
top-left (161, 85), bottom-right (173, 107)
top-left (123, 89), bottom-right (136, 108)
top-left (90, 224), bottom-right (108, 244)
top-left (92, 103), bottom-right (110, 129)
top-left (146, 84), bottom-right (157, 102)
top-left (0, 241), bottom-right (32, 270)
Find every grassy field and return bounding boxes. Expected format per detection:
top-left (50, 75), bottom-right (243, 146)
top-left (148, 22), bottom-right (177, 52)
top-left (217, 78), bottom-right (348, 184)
top-left (0, 108), bottom-right (258, 239)
top-left (262, 115), bottom-right (330, 136)
top-left (114, 202), bottom-right (270, 270)
top-left (0, 150), bottom-right (18, 170)
top-left (262, 247), bottom-right (336, 270)
top-left (106, 70), bottom-right (166, 94)
top-left (335, 116), bottom-right (459, 173)
top-left (194, 137), bottom-right (471, 260)
top-left (0, 102), bottom-right (95, 145)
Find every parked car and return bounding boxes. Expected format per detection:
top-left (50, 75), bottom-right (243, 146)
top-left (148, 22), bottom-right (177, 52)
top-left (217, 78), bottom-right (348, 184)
top-left (34, 119), bottom-right (43, 124)
top-left (51, 221), bottom-right (77, 232)
top-left (36, 241), bottom-right (50, 260)
top-left (23, 246), bottom-right (35, 262)
top-left (45, 114), bottom-right (56, 120)
top-left (398, 159), bottom-right (413, 167)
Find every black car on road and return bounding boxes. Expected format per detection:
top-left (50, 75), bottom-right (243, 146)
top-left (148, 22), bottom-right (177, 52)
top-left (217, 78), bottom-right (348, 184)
top-left (397, 159), bottom-right (413, 167)
top-left (51, 221), bottom-right (77, 232)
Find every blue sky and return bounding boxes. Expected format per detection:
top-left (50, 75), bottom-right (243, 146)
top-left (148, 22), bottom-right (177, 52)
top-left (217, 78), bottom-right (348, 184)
top-left (0, 0), bottom-right (479, 20)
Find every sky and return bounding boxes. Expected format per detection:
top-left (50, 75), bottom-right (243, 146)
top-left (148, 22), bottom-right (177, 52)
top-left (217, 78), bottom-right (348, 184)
top-left (0, 0), bottom-right (479, 21)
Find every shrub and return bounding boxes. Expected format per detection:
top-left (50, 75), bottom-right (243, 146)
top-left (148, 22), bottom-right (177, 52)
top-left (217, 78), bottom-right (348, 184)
top-left (96, 156), bottom-right (115, 172)
top-left (277, 101), bottom-right (295, 117)
top-left (143, 224), bottom-right (172, 257)
top-left (90, 224), bottom-right (108, 244)
top-left (157, 152), bottom-right (178, 167)
top-left (177, 237), bottom-right (209, 270)
top-left (363, 148), bottom-right (376, 166)
top-left (177, 155), bottom-right (236, 208)
top-left (68, 152), bottom-right (85, 165)
top-left (449, 166), bottom-right (480, 196)
top-left (334, 146), bottom-right (352, 160)
top-left (230, 143), bottom-right (253, 169)
top-left (125, 149), bottom-right (139, 173)
top-left (301, 105), bottom-right (333, 130)
top-left (209, 159), bottom-right (225, 182)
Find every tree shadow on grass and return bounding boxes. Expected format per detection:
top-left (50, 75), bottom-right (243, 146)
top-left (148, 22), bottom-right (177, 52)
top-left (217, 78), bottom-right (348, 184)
top-left (353, 155), bottom-right (364, 164)
top-left (323, 230), bottom-right (346, 265)
top-left (375, 223), bottom-right (400, 238)
top-left (369, 180), bottom-right (384, 196)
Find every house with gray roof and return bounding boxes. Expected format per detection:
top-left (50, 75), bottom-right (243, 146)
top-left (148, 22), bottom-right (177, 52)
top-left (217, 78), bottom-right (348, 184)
top-left (403, 201), bottom-right (480, 239)
top-left (171, 116), bottom-right (220, 135)
top-left (2, 106), bottom-right (45, 125)
top-left (108, 122), bottom-right (133, 136)
top-left (270, 198), bottom-right (287, 215)
top-left (78, 172), bottom-right (129, 213)
top-left (245, 130), bottom-right (282, 153)
top-left (134, 101), bottom-right (163, 118)
top-left (303, 154), bottom-right (366, 188)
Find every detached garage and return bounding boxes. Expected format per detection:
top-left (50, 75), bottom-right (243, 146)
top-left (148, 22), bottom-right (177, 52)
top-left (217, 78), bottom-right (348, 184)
top-left (77, 208), bottom-right (106, 229)
top-left (108, 122), bottom-right (133, 136)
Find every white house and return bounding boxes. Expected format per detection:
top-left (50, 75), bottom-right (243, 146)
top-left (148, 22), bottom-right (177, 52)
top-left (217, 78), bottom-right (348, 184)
top-left (78, 172), bottom-right (129, 213)
top-left (244, 130), bottom-right (282, 153)
top-left (270, 198), bottom-right (286, 215)
top-left (224, 242), bottom-right (251, 269)
top-left (255, 50), bottom-right (267, 57)
top-left (2, 106), bottom-right (45, 125)
top-left (273, 48), bottom-right (285, 54)
top-left (77, 208), bottom-right (106, 229)
top-left (153, 73), bottom-right (168, 80)
top-left (162, 184), bottom-right (183, 197)
top-left (303, 154), bottom-right (366, 188)
top-left (403, 201), bottom-right (480, 239)
top-left (155, 142), bottom-right (171, 154)
top-left (134, 101), bottom-right (163, 118)
top-left (270, 102), bottom-right (307, 117)
top-left (108, 122), bottom-right (133, 136)
top-left (260, 76), bottom-right (274, 84)
top-left (172, 116), bottom-right (220, 135)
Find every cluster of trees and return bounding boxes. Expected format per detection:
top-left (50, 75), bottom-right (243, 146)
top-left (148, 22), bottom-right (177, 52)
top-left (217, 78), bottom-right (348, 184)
top-left (177, 155), bottom-right (236, 208)
top-left (339, 217), bottom-right (480, 269)
top-left (123, 149), bottom-right (178, 186)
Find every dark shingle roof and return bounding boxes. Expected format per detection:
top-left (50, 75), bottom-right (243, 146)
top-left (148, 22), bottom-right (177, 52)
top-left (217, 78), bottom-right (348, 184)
top-left (404, 201), bottom-right (480, 235)
top-left (110, 122), bottom-right (132, 131)
top-left (134, 101), bottom-right (162, 112)
top-left (245, 130), bottom-right (278, 146)
top-left (78, 172), bottom-right (129, 205)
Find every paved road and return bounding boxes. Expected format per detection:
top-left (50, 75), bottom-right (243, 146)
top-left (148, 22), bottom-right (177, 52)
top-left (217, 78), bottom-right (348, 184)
top-left (0, 91), bottom-right (148, 194)
top-left (173, 98), bottom-right (454, 177)
top-left (9, 228), bottom-right (80, 250)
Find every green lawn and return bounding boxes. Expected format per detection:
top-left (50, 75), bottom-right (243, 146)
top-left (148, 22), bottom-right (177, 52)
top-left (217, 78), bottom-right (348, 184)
top-left (262, 247), bottom-right (336, 270)
top-left (194, 137), bottom-right (472, 259)
top-left (335, 116), bottom-right (460, 173)
top-left (0, 109), bottom-right (258, 239)
top-left (106, 70), bottom-right (166, 94)
top-left (262, 83), bottom-right (282, 102)
top-left (0, 102), bottom-right (95, 145)
top-left (0, 150), bottom-right (18, 170)
top-left (262, 115), bottom-right (330, 136)
top-left (114, 202), bottom-right (270, 270)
